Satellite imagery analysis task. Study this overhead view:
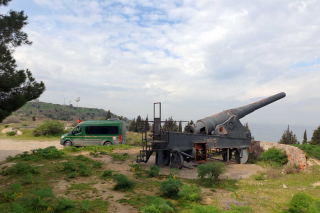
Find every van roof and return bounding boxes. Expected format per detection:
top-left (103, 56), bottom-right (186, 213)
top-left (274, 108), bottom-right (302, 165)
top-left (79, 120), bottom-right (124, 125)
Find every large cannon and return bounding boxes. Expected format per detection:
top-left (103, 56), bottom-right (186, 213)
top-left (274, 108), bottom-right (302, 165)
top-left (136, 92), bottom-right (286, 168)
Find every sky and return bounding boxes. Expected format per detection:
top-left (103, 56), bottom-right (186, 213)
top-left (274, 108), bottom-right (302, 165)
top-left (3, 0), bottom-right (320, 142)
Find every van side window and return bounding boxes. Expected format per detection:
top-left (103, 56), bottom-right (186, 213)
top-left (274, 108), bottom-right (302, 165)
top-left (85, 126), bottom-right (118, 135)
top-left (74, 126), bottom-right (82, 134)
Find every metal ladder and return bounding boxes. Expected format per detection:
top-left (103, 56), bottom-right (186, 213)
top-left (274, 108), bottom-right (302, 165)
top-left (136, 140), bottom-right (153, 163)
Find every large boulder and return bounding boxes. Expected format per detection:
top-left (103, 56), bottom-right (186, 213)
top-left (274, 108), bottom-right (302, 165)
top-left (1, 127), bottom-right (13, 134)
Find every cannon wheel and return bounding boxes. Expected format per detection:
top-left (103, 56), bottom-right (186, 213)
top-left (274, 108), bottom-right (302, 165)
top-left (171, 152), bottom-right (184, 169)
top-left (222, 149), bottom-right (232, 161)
top-left (163, 151), bottom-right (171, 166)
top-left (235, 149), bottom-right (248, 164)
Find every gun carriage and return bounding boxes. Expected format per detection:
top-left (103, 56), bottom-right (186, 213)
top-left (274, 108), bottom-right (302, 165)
top-left (136, 92), bottom-right (286, 169)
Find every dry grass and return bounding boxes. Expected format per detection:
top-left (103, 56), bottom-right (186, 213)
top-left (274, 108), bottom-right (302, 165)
top-left (283, 164), bottom-right (300, 174)
top-left (2, 116), bottom-right (21, 124)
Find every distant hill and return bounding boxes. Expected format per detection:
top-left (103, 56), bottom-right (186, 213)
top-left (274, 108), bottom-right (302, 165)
top-left (13, 101), bottom-right (129, 124)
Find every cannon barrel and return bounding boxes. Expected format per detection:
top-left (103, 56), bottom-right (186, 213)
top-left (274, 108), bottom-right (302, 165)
top-left (187, 92), bottom-right (286, 135)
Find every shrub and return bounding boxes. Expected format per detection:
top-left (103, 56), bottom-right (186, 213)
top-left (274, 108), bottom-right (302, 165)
top-left (282, 193), bottom-right (320, 213)
top-left (129, 164), bottom-right (144, 172)
top-left (22, 123), bottom-right (28, 126)
top-left (253, 174), bottom-right (265, 180)
top-left (22, 173), bottom-right (35, 185)
top-left (159, 178), bottom-right (183, 198)
top-left (178, 184), bottom-right (201, 201)
top-left (102, 170), bottom-right (113, 177)
top-left (197, 162), bottom-right (225, 179)
top-left (283, 164), bottom-right (300, 174)
top-left (6, 131), bottom-right (16, 136)
top-left (140, 196), bottom-right (174, 213)
top-left (68, 172), bottom-right (77, 178)
top-left (3, 116), bottom-right (21, 124)
top-left (76, 154), bottom-right (92, 162)
top-left (112, 174), bottom-right (135, 191)
top-left (79, 168), bottom-right (91, 176)
top-left (62, 162), bottom-right (76, 172)
top-left (2, 162), bottom-right (39, 175)
top-left (79, 200), bottom-right (93, 213)
top-left (145, 165), bottom-right (160, 177)
top-left (0, 183), bottom-right (22, 202)
top-left (111, 153), bottom-right (130, 161)
top-left (4, 124), bottom-right (9, 128)
top-left (258, 147), bottom-right (288, 166)
top-left (92, 161), bottom-right (103, 169)
top-left (230, 204), bottom-right (252, 212)
top-left (55, 197), bottom-right (75, 211)
top-left (33, 120), bottom-right (64, 136)
top-left (34, 146), bottom-right (64, 159)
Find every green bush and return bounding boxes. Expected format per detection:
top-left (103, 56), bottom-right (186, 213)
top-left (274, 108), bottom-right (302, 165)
top-left (159, 178), bottom-right (183, 198)
top-left (22, 173), bottom-right (35, 185)
top-left (6, 131), bottom-right (16, 136)
top-left (4, 124), bottom-right (9, 128)
top-left (2, 162), bottom-right (39, 175)
top-left (197, 162), bottom-right (225, 179)
top-left (76, 154), bottom-right (93, 162)
top-left (112, 174), bottom-right (135, 191)
top-left (140, 196), bottom-right (174, 213)
top-left (102, 170), bottom-right (113, 177)
top-left (0, 183), bottom-right (22, 202)
top-left (55, 197), bottom-right (75, 212)
top-left (33, 120), bottom-right (64, 136)
top-left (178, 184), bottom-right (201, 201)
top-left (22, 123), bottom-right (28, 126)
top-left (34, 146), bottom-right (64, 159)
top-left (258, 147), bottom-right (288, 166)
top-left (68, 172), bottom-right (77, 178)
top-left (192, 205), bottom-right (222, 213)
top-left (230, 204), bottom-right (252, 212)
top-left (292, 144), bottom-right (320, 159)
top-left (111, 153), bottom-right (130, 161)
top-left (129, 164), bottom-right (144, 172)
top-left (92, 161), bottom-right (103, 169)
top-left (145, 165), bottom-right (160, 177)
top-left (282, 193), bottom-right (320, 213)
top-left (62, 162), bottom-right (76, 172)
top-left (79, 168), bottom-right (91, 176)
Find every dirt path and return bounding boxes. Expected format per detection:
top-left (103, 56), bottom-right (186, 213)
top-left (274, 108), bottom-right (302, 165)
top-left (0, 139), bottom-right (63, 162)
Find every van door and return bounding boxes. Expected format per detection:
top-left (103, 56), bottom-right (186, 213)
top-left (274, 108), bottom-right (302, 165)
top-left (84, 126), bottom-right (104, 146)
top-left (72, 126), bottom-right (84, 146)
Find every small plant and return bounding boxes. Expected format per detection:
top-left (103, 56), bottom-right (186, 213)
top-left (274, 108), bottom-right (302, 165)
top-left (112, 174), bottom-right (135, 191)
top-left (33, 120), bottom-right (64, 136)
top-left (197, 162), bottom-right (225, 180)
top-left (76, 154), bottom-right (92, 162)
top-left (140, 196), bottom-right (175, 213)
top-left (6, 131), bottom-right (16, 136)
top-left (129, 163), bottom-right (144, 172)
top-left (55, 197), bottom-right (75, 212)
top-left (283, 164), bottom-right (300, 174)
top-left (253, 174), bottom-right (265, 180)
top-left (178, 184), bottom-right (201, 201)
top-left (22, 123), bottom-right (28, 126)
top-left (102, 170), bottom-right (113, 178)
top-left (111, 153), bottom-right (130, 161)
top-left (32, 115), bottom-right (36, 121)
top-left (4, 124), bottom-right (9, 128)
top-left (62, 162), bottom-right (77, 172)
top-left (0, 183), bottom-right (22, 202)
top-left (192, 205), bottom-right (223, 213)
top-left (145, 165), bottom-right (160, 177)
top-left (68, 172), bottom-right (77, 178)
top-left (22, 173), bottom-right (35, 185)
top-left (134, 172), bottom-right (144, 179)
top-left (79, 200), bottom-right (93, 213)
top-left (2, 162), bottom-right (39, 175)
top-left (281, 193), bottom-right (320, 213)
top-left (258, 147), bottom-right (288, 166)
top-left (92, 161), bottom-right (103, 169)
top-left (159, 178), bottom-right (183, 198)
top-left (79, 168), bottom-right (91, 176)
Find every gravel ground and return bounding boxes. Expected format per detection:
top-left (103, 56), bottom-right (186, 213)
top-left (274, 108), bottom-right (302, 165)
top-left (0, 139), bottom-right (63, 162)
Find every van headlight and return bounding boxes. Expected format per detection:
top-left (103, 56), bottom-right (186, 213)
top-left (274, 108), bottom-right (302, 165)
top-left (61, 135), bottom-right (64, 138)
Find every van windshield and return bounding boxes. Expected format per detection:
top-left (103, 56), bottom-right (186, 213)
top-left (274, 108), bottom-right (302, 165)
top-left (85, 126), bottom-right (118, 135)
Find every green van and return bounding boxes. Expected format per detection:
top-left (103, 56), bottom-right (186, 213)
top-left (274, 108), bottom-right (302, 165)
top-left (60, 119), bottom-right (126, 147)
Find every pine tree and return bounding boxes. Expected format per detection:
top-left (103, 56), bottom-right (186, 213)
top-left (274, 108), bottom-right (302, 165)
top-left (302, 129), bottom-right (308, 144)
top-left (128, 118), bottom-right (136, 132)
top-left (136, 115), bottom-right (142, 132)
top-left (310, 126), bottom-right (320, 145)
top-left (106, 110), bottom-right (111, 120)
top-left (163, 117), bottom-right (178, 132)
top-left (178, 121), bottom-right (182, 132)
top-left (278, 125), bottom-right (298, 144)
top-left (0, 0), bottom-right (45, 122)
top-left (145, 116), bottom-right (150, 132)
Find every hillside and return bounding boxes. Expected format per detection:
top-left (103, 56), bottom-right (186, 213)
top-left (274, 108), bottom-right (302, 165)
top-left (12, 101), bottom-right (129, 124)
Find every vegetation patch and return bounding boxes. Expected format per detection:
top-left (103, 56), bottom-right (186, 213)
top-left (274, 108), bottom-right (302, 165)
top-left (197, 162), bottom-right (225, 180)
top-left (291, 144), bottom-right (320, 159)
top-left (159, 178), bottom-right (183, 199)
top-left (33, 120), bottom-right (65, 136)
top-left (258, 147), bottom-right (288, 167)
top-left (145, 165), bottom-right (160, 177)
top-left (111, 153), bottom-right (130, 161)
top-left (178, 184), bottom-right (201, 201)
top-left (140, 196), bottom-right (175, 213)
top-left (113, 174), bottom-right (135, 191)
top-left (1, 162), bottom-right (39, 175)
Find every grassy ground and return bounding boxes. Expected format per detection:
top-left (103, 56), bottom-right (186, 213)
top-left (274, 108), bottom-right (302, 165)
top-left (0, 142), bottom-right (319, 213)
top-left (291, 144), bottom-right (320, 159)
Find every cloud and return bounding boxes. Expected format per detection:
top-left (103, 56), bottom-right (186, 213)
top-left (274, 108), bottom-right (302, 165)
top-left (6, 0), bottom-right (320, 128)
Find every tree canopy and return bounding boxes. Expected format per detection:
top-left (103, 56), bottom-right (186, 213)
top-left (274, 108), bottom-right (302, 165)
top-left (0, 0), bottom-right (45, 122)
top-left (310, 126), bottom-right (320, 145)
top-left (278, 125), bottom-right (298, 144)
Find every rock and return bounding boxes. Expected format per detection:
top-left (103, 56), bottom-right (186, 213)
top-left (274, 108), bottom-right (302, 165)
top-left (283, 184), bottom-right (287, 188)
top-left (16, 130), bottom-right (23, 135)
top-left (1, 127), bottom-right (13, 133)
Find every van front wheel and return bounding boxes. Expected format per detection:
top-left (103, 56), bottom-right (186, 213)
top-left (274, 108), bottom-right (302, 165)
top-left (64, 141), bottom-right (72, 147)
top-left (103, 142), bottom-right (112, 146)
